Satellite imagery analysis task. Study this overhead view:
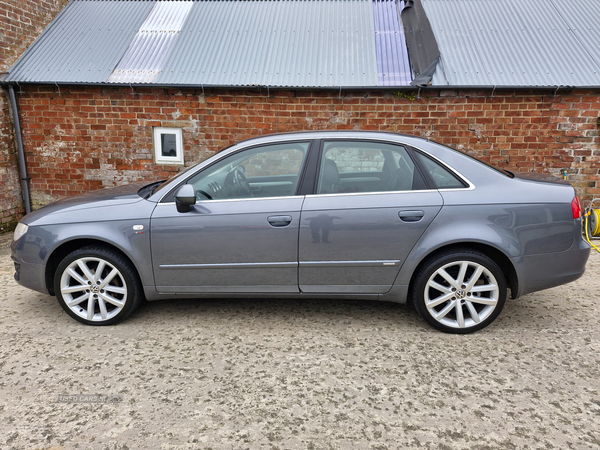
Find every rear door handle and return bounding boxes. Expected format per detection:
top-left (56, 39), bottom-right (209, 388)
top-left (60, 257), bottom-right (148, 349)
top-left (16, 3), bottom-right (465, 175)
top-left (399, 210), bottom-right (424, 222)
top-left (268, 215), bottom-right (293, 227)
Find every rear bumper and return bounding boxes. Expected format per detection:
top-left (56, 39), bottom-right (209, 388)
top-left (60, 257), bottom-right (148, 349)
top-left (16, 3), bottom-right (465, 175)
top-left (511, 235), bottom-right (590, 298)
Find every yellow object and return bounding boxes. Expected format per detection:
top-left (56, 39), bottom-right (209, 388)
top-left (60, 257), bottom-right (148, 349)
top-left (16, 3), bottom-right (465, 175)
top-left (589, 208), bottom-right (600, 237)
top-left (584, 199), bottom-right (600, 253)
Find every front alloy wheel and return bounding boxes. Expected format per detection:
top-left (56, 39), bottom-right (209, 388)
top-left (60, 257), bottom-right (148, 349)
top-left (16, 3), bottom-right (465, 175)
top-left (413, 250), bottom-right (507, 334)
top-left (54, 247), bottom-right (143, 325)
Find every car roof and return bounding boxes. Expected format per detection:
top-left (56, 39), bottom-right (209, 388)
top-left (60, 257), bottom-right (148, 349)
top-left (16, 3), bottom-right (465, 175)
top-left (230, 131), bottom-right (430, 148)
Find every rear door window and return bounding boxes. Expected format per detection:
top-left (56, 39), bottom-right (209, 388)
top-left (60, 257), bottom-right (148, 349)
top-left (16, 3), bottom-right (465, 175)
top-left (316, 141), bottom-right (428, 194)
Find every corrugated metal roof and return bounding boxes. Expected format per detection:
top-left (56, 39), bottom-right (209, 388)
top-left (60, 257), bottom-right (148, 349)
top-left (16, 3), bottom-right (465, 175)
top-left (108, 1), bottom-right (193, 83)
top-left (3, 0), bottom-right (155, 83)
top-left (4, 0), bottom-right (600, 88)
top-left (552, 0), bottom-right (600, 71)
top-left (425, 0), bottom-right (600, 87)
top-left (373, 0), bottom-right (411, 86)
top-left (156, 0), bottom-right (378, 87)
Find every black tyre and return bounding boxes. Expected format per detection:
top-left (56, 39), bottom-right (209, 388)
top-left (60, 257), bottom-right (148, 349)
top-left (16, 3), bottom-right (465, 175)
top-left (54, 246), bottom-right (144, 325)
top-left (412, 249), bottom-right (507, 334)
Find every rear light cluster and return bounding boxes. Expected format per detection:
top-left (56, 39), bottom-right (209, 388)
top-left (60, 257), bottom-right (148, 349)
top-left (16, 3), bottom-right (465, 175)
top-left (571, 195), bottom-right (582, 219)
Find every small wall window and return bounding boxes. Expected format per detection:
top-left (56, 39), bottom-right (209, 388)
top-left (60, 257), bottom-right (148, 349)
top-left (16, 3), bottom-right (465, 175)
top-left (154, 127), bottom-right (183, 165)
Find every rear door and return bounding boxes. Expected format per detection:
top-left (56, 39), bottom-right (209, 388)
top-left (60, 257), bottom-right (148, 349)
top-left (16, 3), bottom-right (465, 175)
top-left (298, 140), bottom-right (443, 294)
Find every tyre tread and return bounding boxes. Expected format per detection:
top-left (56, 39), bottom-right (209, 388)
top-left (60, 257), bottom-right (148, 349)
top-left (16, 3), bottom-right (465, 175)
top-left (54, 245), bottom-right (144, 326)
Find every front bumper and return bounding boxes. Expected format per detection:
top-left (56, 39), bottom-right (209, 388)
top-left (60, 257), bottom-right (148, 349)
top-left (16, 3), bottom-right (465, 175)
top-left (11, 242), bottom-right (50, 295)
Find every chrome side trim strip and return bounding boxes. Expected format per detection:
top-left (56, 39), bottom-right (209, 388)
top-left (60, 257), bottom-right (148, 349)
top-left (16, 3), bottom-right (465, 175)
top-left (157, 285), bottom-right (299, 294)
top-left (159, 261), bottom-right (298, 270)
top-left (299, 284), bottom-right (389, 294)
top-left (300, 260), bottom-right (401, 268)
top-left (160, 260), bottom-right (400, 269)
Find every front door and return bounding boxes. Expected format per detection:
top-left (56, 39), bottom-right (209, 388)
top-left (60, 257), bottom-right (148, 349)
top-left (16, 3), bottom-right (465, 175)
top-left (151, 141), bottom-right (310, 294)
top-left (299, 140), bottom-right (443, 294)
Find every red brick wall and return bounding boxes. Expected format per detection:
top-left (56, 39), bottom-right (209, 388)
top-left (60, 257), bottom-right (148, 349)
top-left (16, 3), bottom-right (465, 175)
top-left (0, 0), bottom-right (70, 231)
top-left (0, 0), bottom-right (70, 74)
top-left (12, 85), bottom-right (600, 208)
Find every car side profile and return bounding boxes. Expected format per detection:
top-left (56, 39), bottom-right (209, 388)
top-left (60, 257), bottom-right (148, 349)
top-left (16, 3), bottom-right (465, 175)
top-left (11, 132), bottom-right (590, 333)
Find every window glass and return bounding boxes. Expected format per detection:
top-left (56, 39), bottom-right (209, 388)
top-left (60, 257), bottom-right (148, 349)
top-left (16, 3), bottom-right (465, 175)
top-left (412, 151), bottom-right (466, 189)
top-left (317, 141), bottom-right (425, 194)
top-left (187, 142), bottom-right (309, 200)
top-left (243, 148), bottom-right (305, 177)
top-left (154, 127), bottom-right (183, 165)
top-left (327, 147), bottom-right (386, 173)
top-left (161, 134), bottom-right (177, 157)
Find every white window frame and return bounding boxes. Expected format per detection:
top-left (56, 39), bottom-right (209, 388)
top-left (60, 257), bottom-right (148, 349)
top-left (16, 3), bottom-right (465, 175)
top-left (153, 127), bottom-right (184, 165)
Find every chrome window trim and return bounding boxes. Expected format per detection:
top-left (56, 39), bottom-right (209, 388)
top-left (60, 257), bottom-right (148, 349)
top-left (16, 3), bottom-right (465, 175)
top-left (408, 143), bottom-right (476, 191)
top-left (161, 187), bottom-right (472, 204)
top-left (316, 137), bottom-right (475, 195)
top-left (438, 185), bottom-right (476, 192)
top-left (157, 135), bottom-right (476, 203)
top-left (305, 189), bottom-right (435, 199)
top-left (156, 194), bottom-right (305, 206)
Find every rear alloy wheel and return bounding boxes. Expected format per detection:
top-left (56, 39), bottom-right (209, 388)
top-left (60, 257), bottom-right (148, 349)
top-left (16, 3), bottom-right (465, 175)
top-left (413, 250), bottom-right (507, 334)
top-left (54, 247), bottom-right (143, 325)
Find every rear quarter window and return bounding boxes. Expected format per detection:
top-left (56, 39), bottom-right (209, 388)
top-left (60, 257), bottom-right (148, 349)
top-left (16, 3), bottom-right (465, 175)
top-left (413, 151), bottom-right (467, 189)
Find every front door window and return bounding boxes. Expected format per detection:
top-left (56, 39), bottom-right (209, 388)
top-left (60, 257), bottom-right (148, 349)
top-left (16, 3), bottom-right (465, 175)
top-left (187, 142), bottom-right (309, 200)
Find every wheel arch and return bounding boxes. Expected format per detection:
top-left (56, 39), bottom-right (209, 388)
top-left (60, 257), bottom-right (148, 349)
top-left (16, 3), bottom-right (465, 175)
top-left (407, 242), bottom-right (519, 302)
top-left (45, 238), bottom-right (140, 296)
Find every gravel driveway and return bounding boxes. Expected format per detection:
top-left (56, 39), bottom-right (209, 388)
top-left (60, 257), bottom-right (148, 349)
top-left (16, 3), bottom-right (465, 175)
top-left (0, 232), bottom-right (599, 449)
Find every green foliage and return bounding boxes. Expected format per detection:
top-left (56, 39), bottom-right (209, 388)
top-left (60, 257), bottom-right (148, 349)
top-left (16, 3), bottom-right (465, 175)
top-left (393, 91), bottom-right (417, 101)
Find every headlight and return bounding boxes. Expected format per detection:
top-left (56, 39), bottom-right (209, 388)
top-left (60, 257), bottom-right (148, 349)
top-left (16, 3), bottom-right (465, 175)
top-left (13, 223), bottom-right (28, 241)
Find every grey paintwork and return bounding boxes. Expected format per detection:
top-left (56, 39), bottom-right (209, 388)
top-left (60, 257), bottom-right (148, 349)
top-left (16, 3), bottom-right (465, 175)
top-left (14, 183), bottom-right (156, 290)
top-left (11, 131), bottom-right (590, 307)
top-left (151, 197), bottom-right (304, 293)
top-left (299, 191), bottom-right (442, 294)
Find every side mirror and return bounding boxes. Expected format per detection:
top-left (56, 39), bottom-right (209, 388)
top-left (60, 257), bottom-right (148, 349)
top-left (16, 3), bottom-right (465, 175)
top-left (175, 184), bottom-right (196, 213)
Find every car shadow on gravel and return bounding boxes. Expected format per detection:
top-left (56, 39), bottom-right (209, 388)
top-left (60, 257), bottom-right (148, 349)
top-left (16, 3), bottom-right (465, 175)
top-left (128, 289), bottom-right (588, 334)
top-left (128, 296), bottom-right (426, 330)
top-left (8, 264), bottom-right (589, 336)
top-left (19, 290), bottom-right (558, 334)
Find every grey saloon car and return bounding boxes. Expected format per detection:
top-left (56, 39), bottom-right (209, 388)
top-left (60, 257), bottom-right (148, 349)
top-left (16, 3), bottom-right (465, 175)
top-left (11, 132), bottom-right (590, 333)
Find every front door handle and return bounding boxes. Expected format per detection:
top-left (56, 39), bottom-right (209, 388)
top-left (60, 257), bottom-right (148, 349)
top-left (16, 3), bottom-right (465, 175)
top-left (268, 215), bottom-right (293, 227)
top-left (399, 210), bottom-right (424, 222)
